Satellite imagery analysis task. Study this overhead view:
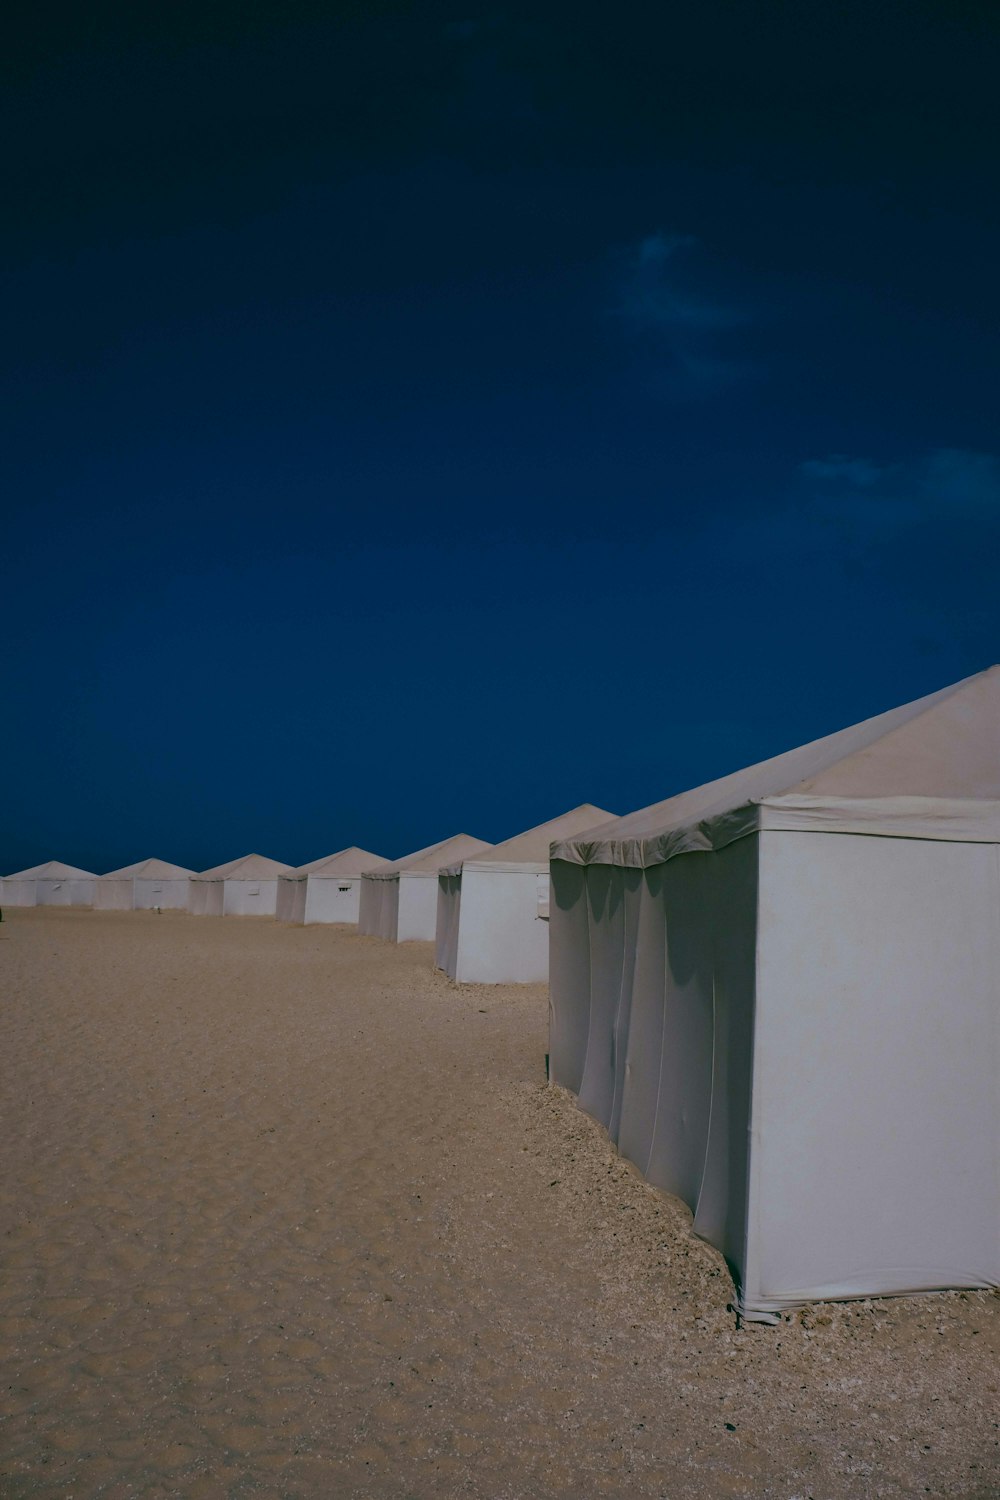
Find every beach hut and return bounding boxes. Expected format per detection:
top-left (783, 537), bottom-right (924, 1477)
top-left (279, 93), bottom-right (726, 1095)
top-left (359, 834), bottom-right (492, 942)
top-left (549, 666), bottom-right (1000, 1321)
top-left (94, 858), bottom-right (195, 911)
top-left (188, 854), bottom-right (292, 917)
top-left (436, 804), bottom-right (615, 984)
top-left (1, 861), bottom-right (97, 907)
top-left (276, 847), bottom-right (391, 925)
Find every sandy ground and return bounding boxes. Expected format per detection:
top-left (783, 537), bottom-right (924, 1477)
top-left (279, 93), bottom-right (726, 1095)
top-left (0, 909), bottom-right (997, 1500)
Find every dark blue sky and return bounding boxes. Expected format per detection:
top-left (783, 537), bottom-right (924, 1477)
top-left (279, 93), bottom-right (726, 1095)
top-left (4, 1), bottom-right (999, 873)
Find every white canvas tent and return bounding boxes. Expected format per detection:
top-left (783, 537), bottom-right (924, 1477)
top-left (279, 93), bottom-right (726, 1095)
top-left (188, 854), bottom-right (292, 917)
top-left (94, 858), bottom-right (195, 911)
top-left (436, 804), bottom-right (615, 983)
top-left (276, 847), bottom-right (391, 925)
top-left (359, 834), bottom-right (492, 942)
top-left (549, 666), bottom-right (1000, 1321)
top-left (1, 861), bottom-right (97, 907)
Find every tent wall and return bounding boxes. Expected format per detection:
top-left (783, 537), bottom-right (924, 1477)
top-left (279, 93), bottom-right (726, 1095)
top-left (364, 871), bottom-right (469, 943)
top-left (276, 878), bottom-right (306, 924)
top-left (550, 839), bottom-right (759, 1296)
top-left (134, 877), bottom-right (190, 911)
top-left (304, 877), bottom-right (364, 925)
top-left (358, 877), bottom-right (376, 935)
top-left (576, 864), bottom-right (645, 1148)
top-left (548, 861), bottom-right (594, 1097)
top-left (396, 875), bottom-right (439, 941)
top-left (189, 881), bottom-right (224, 917)
top-left (223, 878), bottom-right (281, 917)
top-left (94, 878), bottom-right (134, 911)
top-left (359, 876), bottom-right (398, 939)
top-left (745, 830), bottom-right (1000, 1315)
top-left (436, 874), bottom-right (462, 975)
top-left (445, 868), bottom-right (553, 983)
top-left (36, 877), bottom-right (96, 907)
top-left (1, 879), bottom-right (37, 906)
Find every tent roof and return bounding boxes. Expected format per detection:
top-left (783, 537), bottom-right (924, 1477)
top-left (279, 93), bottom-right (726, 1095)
top-left (553, 665), bottom-right (1000, 868)
top-left (3, 860), bottom-right (97, 879)
top-left (442, 804), bottom-right (616, 874)
top-left (283, 847), bottom-right (392, 879)
top-left (365, 833), bottom-right (492, 879)
top-left (194, 853), bottom-right (292, 880)
top-left (99, 858), bottom-right (196, 879)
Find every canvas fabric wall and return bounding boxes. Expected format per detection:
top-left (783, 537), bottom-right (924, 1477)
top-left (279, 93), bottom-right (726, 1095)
top-left (746, 831), bottom-right (999, 1315)
top-left (36, 876), bottom-right (97, 907)
top-left (359, 873), bottom-right (439, 941)
top-left (222, 878), bottom-right (282, 917)
top-left (395, 874), bottom-right (441, 942)
top-left (550, 839), bottom-right (756, 1285)
top-left (276, 877), bottom-right (307, 924)
top-left (436, 873), bottom-right (462, 973)
top-left (303, 877), bottom-right (365, 925)
top-left (94, 878), bottom-right (133, 910)
top-left (277, 875), bottom-right (366, 925)
top-left (188, 880), bottom-right (224, 916)
top-left (359, 873), bottom-right (399, 939)
top-left (1, 878), bottom-right (37, 906)
top-left (134, 877), bottom-right (191, 910)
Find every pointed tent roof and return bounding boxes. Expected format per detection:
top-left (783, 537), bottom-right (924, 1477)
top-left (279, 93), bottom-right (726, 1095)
top-left (282, 847), bottom-right (392, 880)
top-left (554, 665), bottom-right (1000, 868)
top-left (364, 833), bottom-right (493, 880)
top-left (99, 858), bottom-right (196, 879)
top-left (441, 804), bottom-right (617, 875)
top-left (193, 853), bottom-right (292, 880)
top-left (3, 860), bottom-right (97, 879)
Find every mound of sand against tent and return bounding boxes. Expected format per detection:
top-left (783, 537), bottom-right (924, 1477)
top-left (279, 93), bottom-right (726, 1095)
top-left (1, 908), bottom-right (997, 1499)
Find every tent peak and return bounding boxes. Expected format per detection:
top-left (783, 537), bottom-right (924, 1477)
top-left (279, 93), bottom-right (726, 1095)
top-left (368, 834), bottom-right (493, 877)
top-left (284, 847), bottom-right (391, 878)
top-left (195, 853), bottom-right (292, 879)
top-left (3, 860), bottom-right (97, 879)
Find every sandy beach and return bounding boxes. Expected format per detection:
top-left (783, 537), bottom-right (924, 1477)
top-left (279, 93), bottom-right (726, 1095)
top-left (1, 908), bottom-right (996, 1499)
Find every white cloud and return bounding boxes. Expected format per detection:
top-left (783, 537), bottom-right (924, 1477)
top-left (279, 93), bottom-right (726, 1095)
top-left (917, 448), bottom-right (1000, 517)
top-left (619, 232), bottom-right (743, 333)
top-left (800, 455), bottom-right (883, 487)
top-left (611, 230), bottom-right (754, 397)
top-left (799, 448), bottom-right (1000, 531)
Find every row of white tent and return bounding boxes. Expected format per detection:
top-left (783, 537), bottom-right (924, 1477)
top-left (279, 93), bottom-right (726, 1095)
top-left (0, 803), bottom-right (616, 985)
top-left (0, 850), bottom-right (388, 922)
top-left (6, 666), bottom-right (998, 1318)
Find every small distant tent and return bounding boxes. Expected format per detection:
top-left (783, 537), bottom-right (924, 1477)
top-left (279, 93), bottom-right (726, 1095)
top-left (436, 804), bottom-right (615, 983)
top-left (359, 834), bottom-right (492, 942)
top-left (94, 858), bottom-right (195, 911)
top-left (188, 854), bottom-right (292, 917)
top-left (276, 847), bottom-right (391, 925)
top-left (0, 861), bottom-right (98, 908)
top-left (549, 666), bottom-right (1000, 1320)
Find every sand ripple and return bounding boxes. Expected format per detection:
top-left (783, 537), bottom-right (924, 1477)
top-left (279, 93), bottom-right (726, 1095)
top-left (1, 909), bottom-right (997, 1498)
